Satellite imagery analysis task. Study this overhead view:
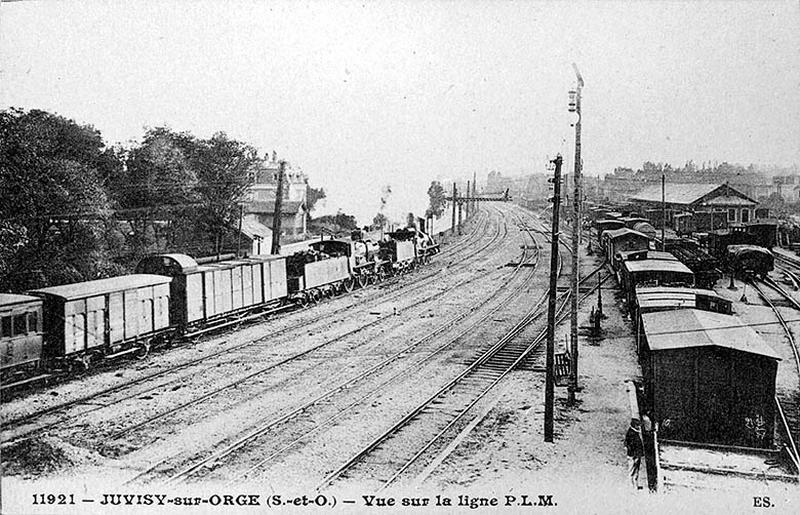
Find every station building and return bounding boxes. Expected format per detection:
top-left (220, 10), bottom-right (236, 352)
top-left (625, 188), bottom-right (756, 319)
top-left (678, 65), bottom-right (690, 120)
top-left (628, 183), bottom-right (759, 232)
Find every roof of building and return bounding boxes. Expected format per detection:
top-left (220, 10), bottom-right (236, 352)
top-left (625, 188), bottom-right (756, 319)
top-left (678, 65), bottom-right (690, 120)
top-left (241, 216), bottom-right (272, 240)
top-left (30, 275), bottom-right (171, 301)
top-left (246, 201), bottom-right (305, 215)
top-left (623, 259), bottom-right (693, 275)
top-left (631, 183), bottom-right (720, 204)
top-left (630, 182), bottom-right (757, 207)
top-left (641, 308), bottom-right (780, 359)
top-left (704, 195), bottom-right (756, 206)
top-left (0, 293), bottom-right (42, 307)
top-left (604, 228), bottom-right (650, 241)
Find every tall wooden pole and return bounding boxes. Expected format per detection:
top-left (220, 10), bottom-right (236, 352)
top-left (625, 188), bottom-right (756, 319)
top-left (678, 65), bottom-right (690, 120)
top-left (473, 171), bottom-right (477, 214)
top-left (464, 181), bottom-right (472, 220)
top-left (661, 174), bottom-right (666, 251)
top-left (236, 204), bottom-right (244, 257)
top-left (451, 183), bottom-right (457, 235)
top-left (568, 64), bottom-right (583, 403)
top-left (545, 155), bottom-right (563, 443)
top-left (271, 160), bottom-right (286, 255)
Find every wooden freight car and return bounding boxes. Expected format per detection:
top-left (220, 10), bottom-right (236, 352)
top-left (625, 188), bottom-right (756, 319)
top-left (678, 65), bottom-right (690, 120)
top-left (632, 286), bottom-right (732, 347)
top-left (30, 275), bottom-right (173, 366)
top-left (602, 228), bottom-right (651, 264)
top-left (136, 253), bottom-right (287, 330)
top-left (638, 309), bottom-right (779, 449)
top-left (619, 258), bottom-right (694, 306)
top-left (1, 294), bottom-right (44, 379)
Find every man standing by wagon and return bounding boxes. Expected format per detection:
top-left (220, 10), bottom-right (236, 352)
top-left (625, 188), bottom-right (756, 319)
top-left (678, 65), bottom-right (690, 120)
top-left (625, 418), bottom-right (645, 490)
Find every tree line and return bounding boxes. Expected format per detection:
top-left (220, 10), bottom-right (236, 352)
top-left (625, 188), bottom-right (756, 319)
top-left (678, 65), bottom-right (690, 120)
top-left (1, 108), bottom-right (293, 291)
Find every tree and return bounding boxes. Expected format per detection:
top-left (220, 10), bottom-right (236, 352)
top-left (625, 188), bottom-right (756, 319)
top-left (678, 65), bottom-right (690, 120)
top-left (372, 212), bottom-right (388, 232)
top-left (187, 132), bottom-right (258, 256)
top-left (0, 108), bottom-right (116, 290)
top-left (427, 180), bottom-right (446, 218)
top-left (306, 185), bottom-right (326, 213)
top-left (111, 127), bottom-right (197, 257)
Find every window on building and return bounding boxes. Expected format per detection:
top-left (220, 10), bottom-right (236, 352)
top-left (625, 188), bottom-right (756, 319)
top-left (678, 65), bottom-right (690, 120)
top-left (28, 311), bottom-right (38, 333)
top-left (728, 208), bottom-right (737, 222)
top-left (1, 316), bottom-right (11, 338)
top-left (741, 209), bottom-right (750, 223)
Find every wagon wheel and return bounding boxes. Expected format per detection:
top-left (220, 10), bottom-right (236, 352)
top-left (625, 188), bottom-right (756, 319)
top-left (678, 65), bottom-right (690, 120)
top-left (324, 286), bottom-right (335, 298)
top-left (72, 355), bottom-right (91, 374)
top-left (135, 341), bottom-right (151, 360)
top-left (343, 277), bottom-right (355, 292)
top-left (357, 274), bottom-right (368, 288)
top-left (294, 295), bottom-right (308, 308)
top-left (310, 289), bottom-right (321, 304)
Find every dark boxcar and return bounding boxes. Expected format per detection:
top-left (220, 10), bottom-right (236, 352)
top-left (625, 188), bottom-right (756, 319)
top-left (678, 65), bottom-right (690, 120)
top-left (745, 221), bottom-right (778, 249)
top-left (30, 275), bottom-right (172, 359)
top-left (726, 245), bottom-right (774, 278)
top-left (639, 309), bottom-right (779, 449)
top-left (0, 294), bottom-right (44, 374)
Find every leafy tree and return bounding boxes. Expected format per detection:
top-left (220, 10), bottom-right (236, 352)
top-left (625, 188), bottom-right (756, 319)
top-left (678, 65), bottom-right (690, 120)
top-left (372, 212), bottom-right (388, 232)
top-left (111, 127), bottom-right (197, 257)
top-left (310, 210), bottom-right (359, 234)
top-left (0, 108), bottom-right (116, 290)
top-left (187, 132), bottom-right (258, 256)
top-left (306, 185), bottom-right (326, 213)
top-left (427, 180), bottom-right (446, 218)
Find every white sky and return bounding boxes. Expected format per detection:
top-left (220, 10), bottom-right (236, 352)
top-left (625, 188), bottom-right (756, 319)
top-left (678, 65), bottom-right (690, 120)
top-left (1, 0), bottom-right (798, 224)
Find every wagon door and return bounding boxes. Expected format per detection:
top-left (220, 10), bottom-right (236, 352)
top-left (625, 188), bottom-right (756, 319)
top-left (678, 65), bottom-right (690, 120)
top-left (64, 299), bottom-right (88, 355)
top-left (138, 287), bottom-right (154, 336)
top-left (270, 259), bottom-right (288, 299)
top-left (232, 266), bottom-right (244, 310)
top-left (108, 292), bottom-right (124, 345)
top-left (85, 295), bottom-right (107, 349)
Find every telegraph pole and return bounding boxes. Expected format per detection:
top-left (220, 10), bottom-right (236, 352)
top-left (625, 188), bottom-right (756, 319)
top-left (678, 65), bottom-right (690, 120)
top-left (451, 183), bottom-right (457, 235)
top-left (472, 171), bottom-right (477, 215)
top-left (464, 181), bottom-right (472, 220)
top-left (568, 64), bottom-right (584, 403)
top-left (545, 155), bottom-right (563, 443)
top-left (270, 160), bottom-right (286, 255)
top-left (661, 174), bottom-right (666, 251)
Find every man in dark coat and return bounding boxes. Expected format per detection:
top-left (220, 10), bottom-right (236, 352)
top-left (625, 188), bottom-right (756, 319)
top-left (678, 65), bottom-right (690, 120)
top-left (625, 418), bottom-right (645, 489)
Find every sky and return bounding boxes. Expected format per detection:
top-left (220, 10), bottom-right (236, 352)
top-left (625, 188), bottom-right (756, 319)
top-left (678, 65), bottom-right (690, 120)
top-left (1, 0), bottom-right (799, 224)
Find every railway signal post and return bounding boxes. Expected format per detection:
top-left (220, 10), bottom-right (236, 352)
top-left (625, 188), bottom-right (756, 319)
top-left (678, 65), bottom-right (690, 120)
top-left (545, 154), bottom-right (563, 443)
top-left (568, 64), bottom-right (584, 404)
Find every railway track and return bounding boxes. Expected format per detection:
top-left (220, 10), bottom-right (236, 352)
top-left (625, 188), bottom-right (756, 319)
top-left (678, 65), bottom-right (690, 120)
top-left (2, 207), bottom-right (524, 474)
top-left (121, 212), bottom-right (546, 484)
top-left (2, 209), bottom-right (504, 435)
top-left (749, 278), bottom-right (800, 471)
top-left (320, 262), bottom-right (608, 491)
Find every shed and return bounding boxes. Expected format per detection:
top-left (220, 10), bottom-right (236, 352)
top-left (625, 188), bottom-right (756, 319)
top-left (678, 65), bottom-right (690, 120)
top-left (639, 309), bottom-right (779, 448)
top-left (630, 183), bottom-right (758, 230)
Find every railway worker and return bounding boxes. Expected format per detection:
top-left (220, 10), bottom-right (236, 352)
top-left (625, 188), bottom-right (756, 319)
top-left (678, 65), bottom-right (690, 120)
top-left (641, 411), bottom-right (657, 492)
top-left (624, 418), bottom-right (645, 490)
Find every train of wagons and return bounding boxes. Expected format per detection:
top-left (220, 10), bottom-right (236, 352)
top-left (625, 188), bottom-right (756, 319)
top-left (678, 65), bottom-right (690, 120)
top-left (0, 228), bottom-right (439, 390)
top-left (592, 209), bottom-right (790, 456)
